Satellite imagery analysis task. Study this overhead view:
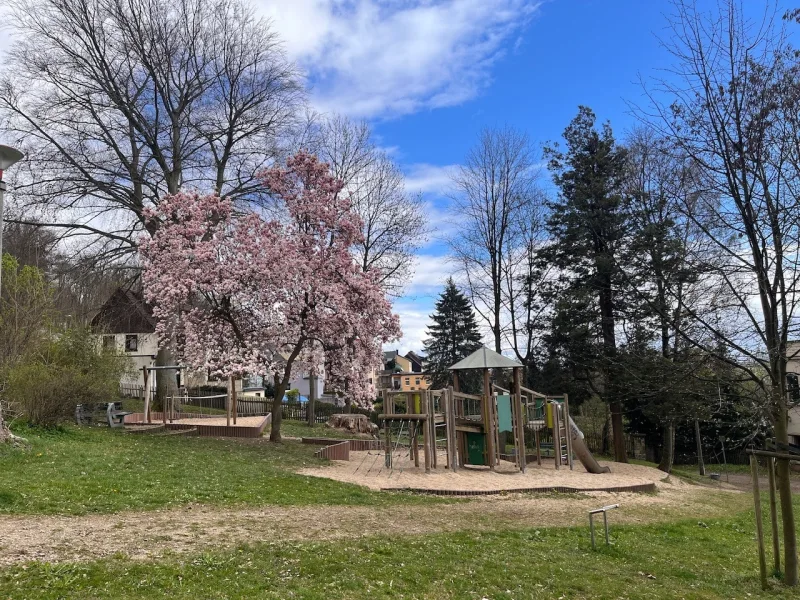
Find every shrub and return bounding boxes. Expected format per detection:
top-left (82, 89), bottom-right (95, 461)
top-left (3, 328), bottom-right (131, 427)
top-left (286, 388), bottom-right (300, 404)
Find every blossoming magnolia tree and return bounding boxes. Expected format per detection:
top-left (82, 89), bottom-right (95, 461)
top-left (140, 152), bottom-right (401, 441)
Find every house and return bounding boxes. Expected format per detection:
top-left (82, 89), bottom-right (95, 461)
top-left (91, 288), bottom-right (324, 396)
top-left (405, 351), bottom-right (425, 373)
top-left (376, 349), bottom-right (431, 392)
top-left (90, 288), bottom-right (165, 387)
top-left (786, 341), bottom-right (800, 445)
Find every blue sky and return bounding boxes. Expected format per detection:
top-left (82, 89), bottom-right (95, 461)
top-left (0, 0), bottom-right (789, 354)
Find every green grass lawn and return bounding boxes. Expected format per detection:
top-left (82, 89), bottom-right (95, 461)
top-left (279, 419), bottom-right (367, 439)
top-left (1, 509), bottom-right (796, 599)
top-left (0, 425), bottom-right (424, 515)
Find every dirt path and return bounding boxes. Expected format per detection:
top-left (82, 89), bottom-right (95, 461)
top-left (0, 481), bottom-right (746, 566)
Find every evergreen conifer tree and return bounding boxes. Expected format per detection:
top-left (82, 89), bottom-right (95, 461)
top-left (423, 278), bottom-right (483, 390)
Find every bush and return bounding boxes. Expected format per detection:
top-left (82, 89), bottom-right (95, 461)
top-left (286, 388), bottom-right (300, 403)
top-left (3, 328), bottom-right (131, 427)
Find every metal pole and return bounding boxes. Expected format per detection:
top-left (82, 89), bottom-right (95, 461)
top-left (604, 511), bottom-right (609, 545)
top-left (590, 513), bottom-right (596, 550)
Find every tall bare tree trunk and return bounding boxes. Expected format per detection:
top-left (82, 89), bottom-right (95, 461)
top-left (658, 422), bottom-right (675, 473)
top-left (694, 419), bottom-right (705, 477)
top-left (155, 346), bottom-right (179, 411)
top-left (270, 373), bottom-right (284, 443)
top-left (773, 386), bottom-right (798, 585)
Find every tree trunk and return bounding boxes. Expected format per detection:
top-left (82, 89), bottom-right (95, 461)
top-left (306, 373), bottom-right (317, 427)
top-left (270, 373), bottom-right (284, 442)
top-left (610, 401), bottom-right (627, 463)
top-left (658, 422), bottom-right (674, 473)
top-left (155, 346), bottom-right (179, 411)
top-left (773, 390), bottom-right (798, 586)
top-left (694, 419), bottom-right (705, 477)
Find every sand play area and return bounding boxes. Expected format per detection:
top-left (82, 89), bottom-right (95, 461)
top-left (299, 448), bottom-right (667, 494)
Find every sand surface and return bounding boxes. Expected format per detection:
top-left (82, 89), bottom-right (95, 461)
top-left (298, 449), bottom-right (666, 492)
top-left (0, 483), bottom-right (744, 566)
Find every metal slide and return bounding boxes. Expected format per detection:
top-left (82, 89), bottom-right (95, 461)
top-left (568, 417), bottom-right (611, 474)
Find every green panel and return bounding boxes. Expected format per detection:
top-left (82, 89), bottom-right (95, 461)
top-left (466, 432), bottom-right (485, 465)
top-left (497, 394), bottom-right (513, 433)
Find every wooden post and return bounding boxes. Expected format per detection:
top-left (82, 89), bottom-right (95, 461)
top-left (422, 392), bottom-right (431, 473)
top-left (535, 428), bottom-right (542, 466)
top-left (226, 379), bottom-right (231, 427)
top-left (563, 393), bottom-right (574, 470)
top-left (429, 391), bottom-right (437, 469)
top-left (231, 376), bottom-right (238, 425)
top-left (482, 369), bottom-right (495, 470)
top-left (767, 456), bottom-right (780, 574)
top-left (384, 419), bottom-right (391, 468)
top-left (143, 367), bottom-right (152, 424)
top-left (751, 455), bottom-right (768, 590)
top-left (512, 367), bottom-right (526, 473)
top-left (413, 420), bottom-right (420, 468)
top-left (553, 402), bottom-right (561, 470)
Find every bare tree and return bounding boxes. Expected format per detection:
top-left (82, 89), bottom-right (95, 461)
top-left (449, 127), bottom-right (544, 355)
top-left (0, 0), bottom-right (304, 401)
top-left (313, 115), bottom-right (427, 295)
top-left (643, 0), bottom-right (799, 584)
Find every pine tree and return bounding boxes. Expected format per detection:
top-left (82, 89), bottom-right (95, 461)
top-left (541, 106), bottom-right (630, 462)
top-left (423, 278), bottom-right (483, 390)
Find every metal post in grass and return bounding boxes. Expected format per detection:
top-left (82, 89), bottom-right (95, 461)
top-left (589, 504), bottom-right (619, 550)
top-left (719, 434), bottom-right (728, 483)
top-left (767, 456), bottom-right (780, 575)
top-left (750, 455), bottom-right (768, 590)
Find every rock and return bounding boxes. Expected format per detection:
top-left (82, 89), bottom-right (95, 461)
top-left (326, 413), bottom-right (375, 435)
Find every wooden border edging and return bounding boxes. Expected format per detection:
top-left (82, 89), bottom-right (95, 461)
top-left (302, 437), bottom-right (383, 451)
top-left (380, 482), bottom-right (657, 496)
top-left (314, 441), bottom-right (351, 460)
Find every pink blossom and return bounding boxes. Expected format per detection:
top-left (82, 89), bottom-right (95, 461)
top-left (140, 153), bottom-right (401, 408)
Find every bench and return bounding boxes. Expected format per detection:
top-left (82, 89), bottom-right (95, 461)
top-left (75, 402), bottom-right (133, 429)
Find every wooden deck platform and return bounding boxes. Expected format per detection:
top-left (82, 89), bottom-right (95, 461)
top-left (124, 413), bottom-right (270, 438)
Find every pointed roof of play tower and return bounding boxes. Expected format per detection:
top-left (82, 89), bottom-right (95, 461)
top-left (448, 346), bottom-right (523, 371)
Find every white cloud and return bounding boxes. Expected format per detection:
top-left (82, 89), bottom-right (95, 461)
top-left (390, 299), bottom-right (434, 355)
top-left (258, 0), bottom-right (543, 118)
top-left (403, 253), bottom-right (455, 298)
top-left (404, 162), bottom-right (458, 196)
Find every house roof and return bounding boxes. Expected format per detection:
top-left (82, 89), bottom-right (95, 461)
top-left (383, 350), bottom-right (399, 363)
top-left (405, 351), bottom-right (425, 365)
top-left (448, 346), bottom-right (523, 371)
top-left (91, 288), bottom-right (156, 334)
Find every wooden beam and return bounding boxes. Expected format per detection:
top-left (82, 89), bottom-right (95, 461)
top-left (231, 376), bottom-right (238, 425)
top-left (422, 391), bottom-right (431, 473)
top-left (563, 393), bottom-right (573, 470)
top-left (226, 379), bottom-right (231, 428)
top-left (767, 456), bottom-right (780, 574)
top-left (513, 367), bottom-right (526, 473)
top-left (483, 369), bottom-right (495, 470)
top-left (379, 414), bottom-right (428, 421)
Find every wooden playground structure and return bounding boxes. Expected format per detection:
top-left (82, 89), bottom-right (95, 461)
top-left (378, 347), bottom-right (609, 476)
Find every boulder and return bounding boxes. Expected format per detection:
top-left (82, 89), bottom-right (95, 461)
top-left (326, 413), bottom-right (377, 435)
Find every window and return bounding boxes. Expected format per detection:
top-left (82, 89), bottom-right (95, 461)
top-left (405, 378), bottom-right (410, 384)
top-left (415, 378), bottom-right (421, 385)
top-left (102, 335), bottom-right (116, 352)
top-left (125, 334), bottom-right (138, 352)
top-left (789, 374), bottom-right (800, 402)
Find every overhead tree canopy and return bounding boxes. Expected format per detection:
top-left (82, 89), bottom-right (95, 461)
top-left (140, 151), bottom-right (400, 442)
